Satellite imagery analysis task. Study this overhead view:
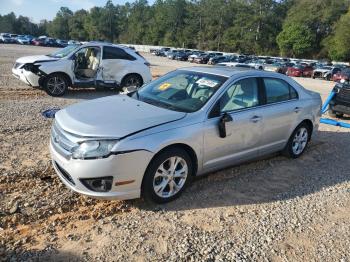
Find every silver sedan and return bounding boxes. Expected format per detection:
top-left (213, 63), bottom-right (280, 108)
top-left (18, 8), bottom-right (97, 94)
top-left (50, 67), bottom-right (322, 203)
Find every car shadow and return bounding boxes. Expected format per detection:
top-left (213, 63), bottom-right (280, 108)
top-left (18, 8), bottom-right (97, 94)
top-left (3, 248), bottom-right (82, 262)
top-left (134, 129), bottom-right (350, 211)
top-left (63, 88), bottom-right (117, 100)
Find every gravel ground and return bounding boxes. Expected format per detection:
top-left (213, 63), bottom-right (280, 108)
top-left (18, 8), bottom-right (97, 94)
top-left (0, 44), bottom-right (349, 262)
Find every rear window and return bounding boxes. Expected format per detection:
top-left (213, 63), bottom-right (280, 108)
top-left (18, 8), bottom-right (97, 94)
top-left (102, 46), bottom-right (136, 61)
top-left (263, 78), bottom-right (298, 103)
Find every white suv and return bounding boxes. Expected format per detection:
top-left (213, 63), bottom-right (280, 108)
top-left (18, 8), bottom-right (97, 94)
top-left (12, 42), bottom-right (152, 96)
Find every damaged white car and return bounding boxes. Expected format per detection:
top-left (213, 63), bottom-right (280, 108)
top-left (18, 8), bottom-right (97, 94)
top-left (12, 42), bottom-right (152, 96)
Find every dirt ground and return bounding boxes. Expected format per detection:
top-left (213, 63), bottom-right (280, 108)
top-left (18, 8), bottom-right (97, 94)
top-left (0, 44), bottom-right (349, 261)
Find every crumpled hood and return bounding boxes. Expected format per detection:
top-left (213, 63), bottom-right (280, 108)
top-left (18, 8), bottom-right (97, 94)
top-left (55, 95), bottom-right (186, 138)
top-left (16, 55), bottom-right (58, 64)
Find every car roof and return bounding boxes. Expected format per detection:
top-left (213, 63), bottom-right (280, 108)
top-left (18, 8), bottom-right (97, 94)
top-left (178, 66), bottom-right (261, 77)
top-left (81, 41), bottom-right (133, 51)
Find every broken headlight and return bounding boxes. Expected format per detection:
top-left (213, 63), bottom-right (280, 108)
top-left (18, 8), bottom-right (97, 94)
top-left (72, 140), bottom-right (118, 160)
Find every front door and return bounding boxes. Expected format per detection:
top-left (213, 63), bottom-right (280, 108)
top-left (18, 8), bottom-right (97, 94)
top-left (72, 46), bottom-right (102, 86)
top-left (202, 77), bottom-right (263, 172)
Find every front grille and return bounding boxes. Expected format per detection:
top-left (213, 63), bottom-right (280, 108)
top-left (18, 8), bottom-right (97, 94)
top-left (51, 123), bottom-right (78, 153)
top-left (338, 88), bottom-right (350, 101)
top-left (54, 161), bottom-right (75, 185)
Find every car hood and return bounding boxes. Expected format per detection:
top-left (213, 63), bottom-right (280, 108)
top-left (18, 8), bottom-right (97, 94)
top-left (314, 68), bottom-right (330, 73)
top-left (55, 95), bottom-right (186, 138)
top-left (16, 55), bottom-right (58, 64)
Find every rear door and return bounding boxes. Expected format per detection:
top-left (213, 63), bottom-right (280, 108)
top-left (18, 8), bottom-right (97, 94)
top-left (257, 77), bottom-right (301, 155)
top-left (202, 77), bottom-right (263, 171)
top-left (101, 46), bottom-right (136, 84)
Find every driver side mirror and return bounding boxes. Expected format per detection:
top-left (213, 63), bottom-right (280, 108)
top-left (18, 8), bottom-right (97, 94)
top-left (218, 113), bottom-right (233, 138)
top-left (70, 53), bottom-right (76, 60)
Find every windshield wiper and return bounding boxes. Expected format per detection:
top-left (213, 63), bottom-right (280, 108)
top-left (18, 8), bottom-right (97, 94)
top-left (135, 90), bottom-right (140, 100)
top-left (142, 97), bottom-right (183, 112)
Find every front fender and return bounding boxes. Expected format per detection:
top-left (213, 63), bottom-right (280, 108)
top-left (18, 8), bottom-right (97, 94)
top-left (114, 122), bottom-right (204, 172)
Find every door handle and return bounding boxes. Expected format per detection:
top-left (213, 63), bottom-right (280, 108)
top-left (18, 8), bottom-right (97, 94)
top-left (294, 107), bottom-right (302, 113)
top-left (250, 115), bottom-right (262, 123)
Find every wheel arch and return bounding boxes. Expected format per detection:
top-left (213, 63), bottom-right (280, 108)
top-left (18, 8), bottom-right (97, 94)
top-left (121, 73), bottom-right (144, 86)
top-left (40, 71), bottom-right (72, 87)
top-left (142, 143), bottom-right (199, 186)
top-left (299, 119), bottom-right (314, 140)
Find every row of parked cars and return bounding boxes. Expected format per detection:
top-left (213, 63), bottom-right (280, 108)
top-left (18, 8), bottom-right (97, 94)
top-left (0, 33), bottom-right (80, 47)
top-left (151, 47), bottom-right (350, 83)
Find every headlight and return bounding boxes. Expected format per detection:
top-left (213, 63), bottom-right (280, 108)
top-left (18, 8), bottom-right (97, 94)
top-left (72, 140), bottom-right (118, 159)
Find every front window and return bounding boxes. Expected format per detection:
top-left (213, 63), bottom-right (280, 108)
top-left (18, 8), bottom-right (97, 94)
top-left (219, 78), bottom-right (259, 112)
top-left (134, 70), bottom-right (227, 113)
top-left (48, 45), bottom-right (79, 58)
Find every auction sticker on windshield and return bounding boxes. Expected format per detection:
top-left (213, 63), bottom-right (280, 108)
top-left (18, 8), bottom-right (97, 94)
top-left (196, 78), bottom-right (219, 88)
top-left (158, 83), bottom-right (172, 91)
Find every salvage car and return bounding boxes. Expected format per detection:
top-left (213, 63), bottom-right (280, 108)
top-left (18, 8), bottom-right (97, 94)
top-left (286, 65), bottom-right (314, 77)
top-left (331, 68), bottom-right (350, 82)
top-left (174, 51), bottom-right (189, 61)
top-left (50, 67), bottom-right (322, 203)
top-left (0, 33), bottom-right (12, 43)
top-left (208, 55), bottom-right (229, 65)
top-left (328, 80), bottom-right (350, 118)
top-left (16, 36), bottom-right (31, 45)
top-left (193, 53), bottom-right (211, 64)
top-left (12, 42), bottom-right (152, 96)
top-left (32, 38), bottom-right (46, 46)
top-left (312, 66), bottom-right (341, 80)
top-left (264, 62), bottom-right (284, 73)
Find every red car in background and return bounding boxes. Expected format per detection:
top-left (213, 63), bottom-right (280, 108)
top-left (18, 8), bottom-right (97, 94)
top-left (332, 68), bottom-right (350, 82)
top-left (32, 38), bottom-right (46, 46)
top-left (286, 65), bottom-right (314, 77)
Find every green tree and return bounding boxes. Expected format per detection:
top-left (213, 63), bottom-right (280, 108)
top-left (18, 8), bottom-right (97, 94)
top-left (47, 7), bottom-right (73, 39)
top-left (328, 9), bottom-right (350, 62)
top-left (277, 24), bottom-right (315, 57)
top-left (69, 9), bottom-right (88, 41)
top-left (278, 0), bottom-right (350, 58)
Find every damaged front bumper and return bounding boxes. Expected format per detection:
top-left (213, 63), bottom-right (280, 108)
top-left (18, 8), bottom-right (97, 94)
top-left (50, 140), bottom-right (154, 200)
top-left (12, 66), bottom-right (41, 87)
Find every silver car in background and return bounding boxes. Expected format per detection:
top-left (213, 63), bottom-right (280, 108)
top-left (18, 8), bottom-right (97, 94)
top-left (50, 67), bottom-right (322, 203)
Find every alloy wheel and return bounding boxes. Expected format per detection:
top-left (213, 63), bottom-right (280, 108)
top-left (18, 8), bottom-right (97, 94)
top-left (292, 127), bottom-right (308, 155)
top-left (125, 76), bottom-right (141, 88)
top-left (47, 76), bottom-right (66, 95)
top-left (153, 156), bottom-right (188, 198)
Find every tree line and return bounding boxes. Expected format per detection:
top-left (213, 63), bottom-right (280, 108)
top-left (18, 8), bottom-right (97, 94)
top-left (1, 0), bottom-right (350, 61)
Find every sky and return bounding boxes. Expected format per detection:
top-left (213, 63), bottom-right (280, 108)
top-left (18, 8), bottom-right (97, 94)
top-left (0, 0), bottom-right (155, 23)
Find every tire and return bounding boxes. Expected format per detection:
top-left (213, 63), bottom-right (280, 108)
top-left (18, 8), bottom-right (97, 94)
top-left (121, 74), bottom-right (143, 89)
top-left (142, 148), bottom-right (193, 203)
top-left (283, 123), bottom-right (311, 159)
top-left (328, 109), bottom-right (337, 117)
top-left (336, 112), bottom-right (344, 118)
top-left (43, 73), bottom-right (68, 97)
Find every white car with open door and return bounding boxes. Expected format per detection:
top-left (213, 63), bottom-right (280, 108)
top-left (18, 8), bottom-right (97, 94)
top-left (12, 42), bottom-right (152, 96)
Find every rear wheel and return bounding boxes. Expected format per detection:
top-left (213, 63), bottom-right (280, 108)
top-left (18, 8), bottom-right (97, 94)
top-left (122, 74), bottom-right (143, 88)
top-left (142, 148), bottom-right (193, 203)
top-left (283, 123), bottom-right (310, 158)
top-left (44, 73), bottom-right (68, 97)
top-left (328, 109), bottom-right (337, 117)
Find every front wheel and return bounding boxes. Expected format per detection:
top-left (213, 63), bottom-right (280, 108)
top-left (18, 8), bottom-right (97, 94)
top-left (43, 74), bottom-right (68, 97)
top-left (283, 123), bottom-right (310, 158)
top-left (142, 148), bottom-right (193, 203)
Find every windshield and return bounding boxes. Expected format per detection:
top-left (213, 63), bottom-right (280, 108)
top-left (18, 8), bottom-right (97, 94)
top-left (134, 70), bottom-right (227, 113)
top-left (48, 45), bottom-right (79, 58)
